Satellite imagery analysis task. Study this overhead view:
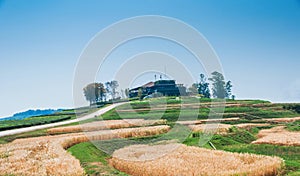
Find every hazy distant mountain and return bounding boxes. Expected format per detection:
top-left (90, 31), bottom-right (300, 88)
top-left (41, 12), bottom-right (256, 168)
top-left (0, 109), bottom-right (62, 121)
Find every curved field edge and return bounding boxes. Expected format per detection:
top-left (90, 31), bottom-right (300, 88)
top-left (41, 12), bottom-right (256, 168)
top-left (0, 125), bottom-right (169, 176)
top-left (109, 143), bottom-right (284, 176)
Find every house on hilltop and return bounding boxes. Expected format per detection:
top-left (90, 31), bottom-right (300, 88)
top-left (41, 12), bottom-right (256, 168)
top-left (129, 80), bottom-right (187, 98)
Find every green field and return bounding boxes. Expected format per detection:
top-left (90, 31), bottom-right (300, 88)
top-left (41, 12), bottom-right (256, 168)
top-left (68, 142), bottom-right (127, 175)
top-left (286, 120), bottom-right (300, 131)
top-left (100, 97), bottom-right (299, 122)
top-left (0, 114), bottom-right (72, 131)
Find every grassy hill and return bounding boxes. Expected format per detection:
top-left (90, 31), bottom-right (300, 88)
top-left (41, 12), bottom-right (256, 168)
top-left (66, 97), bottom-right (300, 175)
top-left (1, 97), bottom-right (300, 175)
top-left (0, 106), bottom-right (106, 132)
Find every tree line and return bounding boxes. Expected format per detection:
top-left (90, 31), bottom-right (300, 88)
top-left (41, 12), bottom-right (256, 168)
top-left (83, 71), bottom-right (234, 105)
top-left (83, 80), bottom-right (125, 105)
top-left (189, 71), bottom-right (234, 99)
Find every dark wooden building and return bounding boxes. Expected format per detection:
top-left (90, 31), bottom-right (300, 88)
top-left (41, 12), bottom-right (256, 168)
top-left (129, 80), bottom-right (186, 98)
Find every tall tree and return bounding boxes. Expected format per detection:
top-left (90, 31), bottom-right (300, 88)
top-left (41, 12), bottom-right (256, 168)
top-left (198, 73), bottom-right (211, 98)
top-left (98, 83), bottom-right (106, 102)
top-left (138, 88), bottom-right (143, 100)
top-left (105, 80), bottom-right (119, 100)
top-left (208, 71), bottom-right (226, 99)
top-left (105, 82), bottom-right (111, 100)
top-left (225, 81), bottom-right (233, 99)
top-left (124, 88), bottom-right (130, 98)
top-left (83, 83), bottom-right (104, 105)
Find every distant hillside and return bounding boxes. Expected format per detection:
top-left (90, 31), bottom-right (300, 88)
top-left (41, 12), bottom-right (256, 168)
top-left (0, 109), bottom-right (63, 121)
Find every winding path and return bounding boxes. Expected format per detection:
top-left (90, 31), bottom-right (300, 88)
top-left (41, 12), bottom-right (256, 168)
top-left (0, 102), bottom-right (126, 138)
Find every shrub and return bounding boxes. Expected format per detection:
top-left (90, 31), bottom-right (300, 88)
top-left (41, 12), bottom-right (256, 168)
top-left (283, 104), bottom-right (300, 113)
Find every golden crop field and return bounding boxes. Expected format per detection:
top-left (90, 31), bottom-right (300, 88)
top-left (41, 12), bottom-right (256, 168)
top-left (47, 119), bottom-right (167, 134)
top-left (185, 122), bottom-right (270, 134)
top-left (109, 143), bottom-right (283, 176)
top-left (188, 124), bottom-right (232, 134)
top-left (0, 125), bottom-right (170, 176)
top-left (252, 126), bottom-right (300, 146)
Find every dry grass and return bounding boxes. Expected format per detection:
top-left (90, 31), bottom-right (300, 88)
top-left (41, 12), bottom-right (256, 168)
top-left (109, 143), bottom-right (283, 176)
top-left (264, 117), bottom-right (300, 123)
top-left (47, 119), bottom-right (166, 134)
top-left (60, 125), bottom-right (170, 149)
top-left (252, 126), bottom-right (300, 146)
top-left (0, 125), bottom-right (170, 176)
top-left (0, 136), bottom-right (84, 176)
top-left (188, 124), bottom-right (232, 134)
top-left (188, 123), bottom-right (271, 134)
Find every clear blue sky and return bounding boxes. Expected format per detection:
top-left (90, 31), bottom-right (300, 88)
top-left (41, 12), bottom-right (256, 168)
top-left (0, 0), bottom-right (300, 117)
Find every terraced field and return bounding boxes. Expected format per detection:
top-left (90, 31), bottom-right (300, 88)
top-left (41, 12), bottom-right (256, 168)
top-left (0, 97), bottom-right (300, 175)
top-left (0, 124), bottom-right (169, 175)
